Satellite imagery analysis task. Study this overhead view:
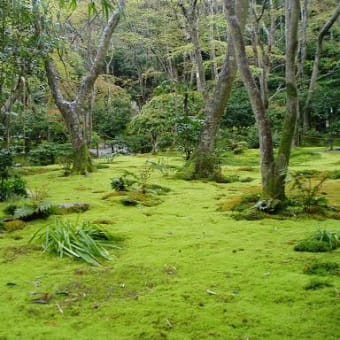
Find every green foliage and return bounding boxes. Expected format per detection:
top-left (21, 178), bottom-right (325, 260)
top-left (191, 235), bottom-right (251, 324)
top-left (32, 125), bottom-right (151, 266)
top-left (30, 219), bottom-right (120, 266)
top-left (129, 91), bottom-right (204, 154)
top-left (0, 176), bottom-right (27, 202)
top-left (9, 188), bottom-right (54, 221)
top-left (28, 143), bottom-right (73, 166)
top-left (92, 86), bottom-right (134, 140)
top-left (290, 172), bottom-right (329, 213)
top-left (303, 261), bottom-right (339, 276)
top-left (175, 114), bottom-right (203, 160)
top-left (0, 149), bottom-right (14, 181)
top-left (294, 229), bottom-right (340, 252)
top-left (0, 149), bottom-right (26, 201)
top-left (111, 171), bottom-right (137, 192)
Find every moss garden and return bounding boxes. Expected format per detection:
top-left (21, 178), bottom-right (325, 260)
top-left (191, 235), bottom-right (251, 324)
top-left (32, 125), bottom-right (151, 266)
top-left (0, 148), bottom-right (339, 340)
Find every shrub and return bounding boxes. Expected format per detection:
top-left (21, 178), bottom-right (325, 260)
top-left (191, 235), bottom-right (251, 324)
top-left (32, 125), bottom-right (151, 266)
top-left (28, 143), bottom-right (73, 166)
top-left (303, 262), bottom-right (339, 276)
top-left (30, 219), bottom-right (120, 266)
top-left (0, 176), bottom-right (27, 202)
top-left (294, 229), bottom-right (340, 252)
top-left (290, 172), bottom-right (329, 213)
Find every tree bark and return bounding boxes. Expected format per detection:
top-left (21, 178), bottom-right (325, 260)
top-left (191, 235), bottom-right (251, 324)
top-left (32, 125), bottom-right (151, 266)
top-left (179, 0), bottom-right (206, 96)
top-left (302, 2), bottom-right (340, 132)
top-left (225, 0), bottom-right (300, 202)
top-left (32, 0), bottom-right (123, 174)
top-left (225, 0), bottom-right (276, 199)
top-left (192, 0), bottom-right (248, 179)
top-left (274, 0), bottom-right (300, 200)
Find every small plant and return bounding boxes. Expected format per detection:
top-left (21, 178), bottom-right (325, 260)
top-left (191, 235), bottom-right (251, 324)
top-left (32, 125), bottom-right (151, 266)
top-left (8, 188), bottom-right (54, 221)
top-left (290, 172), bottom-right (328, 213)
top-left (30, 219), bottom-right (120, 266)
top-left (111, 171), bottom-right (137, 191)
top-left (303, 261), bottom-right (339, 276)
top-left (294, 229), bottom-right (340, 252)
top-left (146, 158), bottom-right (176, 177)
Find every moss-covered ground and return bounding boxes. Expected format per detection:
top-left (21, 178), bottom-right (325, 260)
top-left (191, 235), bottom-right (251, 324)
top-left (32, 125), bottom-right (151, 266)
top-left (0, 148), bottom-right (339, 339)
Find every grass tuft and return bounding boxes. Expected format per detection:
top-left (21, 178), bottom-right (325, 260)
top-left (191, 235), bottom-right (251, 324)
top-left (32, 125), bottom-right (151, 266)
top-left (30, 219), bottom-right (121, 266)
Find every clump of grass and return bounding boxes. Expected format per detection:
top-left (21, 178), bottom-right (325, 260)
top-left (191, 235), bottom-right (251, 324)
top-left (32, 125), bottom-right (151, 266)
top-left (30, 219), bottom-right (121, 266)
top-left (294, 229), bottom-right (340, 252)
top-left (304, 278), bottom-right (333, 290)
top-left (303, 262), bottom-right (339, 276)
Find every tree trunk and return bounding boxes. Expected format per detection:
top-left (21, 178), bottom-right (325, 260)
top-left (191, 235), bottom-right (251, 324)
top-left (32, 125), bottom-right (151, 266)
top-left (274, 0), bottom-right (300, 200)
top-left (302, 3), bottom-right (340, 132)
top-left (179, 0), bottom-right (206, 96)
top-left (33, 0), bottom-right (123, 174)
top-left (192, 0), bottom-right (248, 179)
top-left (225, 0), bottom-right (300, 202)
top-left (0, 75), bottom-right (25, 148)
top-left (225, 0), bottom-right (276, 199)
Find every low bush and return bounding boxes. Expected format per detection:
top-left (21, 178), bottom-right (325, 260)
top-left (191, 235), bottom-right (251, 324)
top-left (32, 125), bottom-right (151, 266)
top-left (303, 261), bottom-right (339, 276)
top-left (294, 229), bottom-right (340, 252)
top-left (0, 176), bottom-right (27, 202)
top-left (28, 143), bottom-right (73, 166)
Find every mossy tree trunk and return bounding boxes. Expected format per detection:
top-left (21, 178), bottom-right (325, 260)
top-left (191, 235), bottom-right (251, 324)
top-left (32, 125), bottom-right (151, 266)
top-left (33, 0), bottom-right (123, 174)
top-left (274, 0), bottom-right (300, 200)
top-left (225, 0), bottom-right (300, 203)
top-left (192, 0), bottom-right (248, 179)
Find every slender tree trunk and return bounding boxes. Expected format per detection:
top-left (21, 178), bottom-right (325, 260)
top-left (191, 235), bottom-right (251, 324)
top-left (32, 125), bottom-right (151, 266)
top-left (192, 0), bottom-right (248, 179)
top-left (302, 3), bottom-right (340, 132)
top-left (225, 0), bottom-right (276, 199)
top-left (1, 75), bottom-right (25, 148)
top-left (225, 0), bottom-right (300, 202)
top-left (274, 0), bottom-right (300, 200)
top-left (179, 0), bottom-right (206, 96)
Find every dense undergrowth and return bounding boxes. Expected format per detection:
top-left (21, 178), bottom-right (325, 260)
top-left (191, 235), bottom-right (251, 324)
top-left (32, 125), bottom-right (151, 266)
top-left (0, 148), bottom-right (339, 339)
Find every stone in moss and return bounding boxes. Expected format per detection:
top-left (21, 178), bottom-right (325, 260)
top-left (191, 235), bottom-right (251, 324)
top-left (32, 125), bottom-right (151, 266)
top-left (55, 202), bottom-right (90, 214)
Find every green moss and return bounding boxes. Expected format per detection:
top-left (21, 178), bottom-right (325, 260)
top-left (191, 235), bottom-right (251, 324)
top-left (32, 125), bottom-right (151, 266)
top-left (3, 220), bottom-right (27, 232)
top-left (0, 150), bottom-right (339, 339)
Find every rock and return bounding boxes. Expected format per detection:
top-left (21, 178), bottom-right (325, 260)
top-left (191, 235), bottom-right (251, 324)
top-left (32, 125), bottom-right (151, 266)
top-left (56, 202), bottom-right (90, 214)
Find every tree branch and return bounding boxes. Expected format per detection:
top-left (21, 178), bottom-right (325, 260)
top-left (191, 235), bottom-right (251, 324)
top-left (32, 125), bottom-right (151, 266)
top-left (77, 6), bottom-right (122, 103)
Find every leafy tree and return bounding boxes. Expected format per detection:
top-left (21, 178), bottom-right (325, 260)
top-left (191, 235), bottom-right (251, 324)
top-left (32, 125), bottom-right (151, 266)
top-left (130, 89), bottom-right (204, 155)
top-left (32, 0), bottom-right (125, 174)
